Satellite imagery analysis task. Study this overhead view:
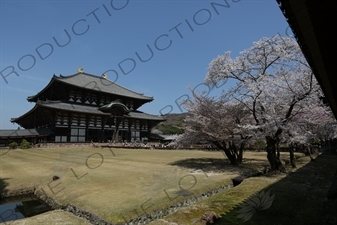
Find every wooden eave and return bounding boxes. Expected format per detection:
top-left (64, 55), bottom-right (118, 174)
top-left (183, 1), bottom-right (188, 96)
top-left (277, 0), bottom-right (337, 117)
top-left (27, 73), bottom-right (154, 109)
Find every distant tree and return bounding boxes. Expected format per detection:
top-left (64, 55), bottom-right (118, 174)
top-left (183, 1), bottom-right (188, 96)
top-left (285, 105), bottom-right (337, 164)
top-left (205, 35), bottom-right (323, 171)
top-left (176, 94), bottom-right (252, 165)
top-left (157, 124), bottom-right (184, 135)
top-left (154, 113), bottom-right (186, 135)
top-left (9, 141), bottom-right (18, 149)
top-left (254, 139), bottom-right (266, 152)
top-left (20, 139), bottom-right (31, 149)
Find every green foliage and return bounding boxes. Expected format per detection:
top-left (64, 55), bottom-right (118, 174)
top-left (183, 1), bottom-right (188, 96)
top-left (20, 139), bottom-right (31, 149)
top-left (8, 141), bottom-right (18, 149)
top-left (254, 139), bottom-right (266, 151)
top-left (156, 124), bottom-right (184, 135)
top-left (154, 113), bottom-right (187, 135)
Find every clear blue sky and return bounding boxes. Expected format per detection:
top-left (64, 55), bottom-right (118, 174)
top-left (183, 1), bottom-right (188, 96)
top-left (0, 0), bottom-right (291, 129)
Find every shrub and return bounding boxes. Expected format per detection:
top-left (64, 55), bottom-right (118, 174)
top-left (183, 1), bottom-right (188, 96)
top-left (254, 139), bottom-right (266, 151)
top-left (8, 141), bottom-right (18, 149)
top-left (20, 139), bottom-right (31, 149)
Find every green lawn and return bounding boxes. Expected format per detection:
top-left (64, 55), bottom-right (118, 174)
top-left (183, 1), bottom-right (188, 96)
top-left (0, 148), bottom-right (264, 224)
top-left (1, 148), bottom-right (333, 225)
top-left (148, 154), bottom-right (337, 225)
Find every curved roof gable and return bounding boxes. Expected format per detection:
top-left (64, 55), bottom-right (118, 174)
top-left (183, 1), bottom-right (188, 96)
top-left (99, 101), bottom-right (130, 113)
top-left (58, 72), bottom-right (153, 100)
top-left (11, 101), bottom-right (165, 127)
top-left (28, 72), bottom-right (154, 102)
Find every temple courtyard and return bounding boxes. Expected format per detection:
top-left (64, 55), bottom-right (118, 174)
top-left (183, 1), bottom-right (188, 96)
top-left (0, 148), bottom-right (336, 224)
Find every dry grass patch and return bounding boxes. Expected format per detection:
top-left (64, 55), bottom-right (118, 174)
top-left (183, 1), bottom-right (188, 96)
top-left (1, 148), bottom-right (269, 224)
top-left (1, 148), bottom-right (312, 224)
top-left (148, 154), bottom-right (337, 225)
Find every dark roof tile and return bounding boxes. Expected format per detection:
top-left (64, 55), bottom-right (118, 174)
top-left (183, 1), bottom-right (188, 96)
top-left (38, 100), bottom-right (108, 115)
top-left (28, 101), bottom-right (165, 121)
top-left (0, 128), bottom-right (52, 138)
top-left (56, 72), bottom-right (153, 101)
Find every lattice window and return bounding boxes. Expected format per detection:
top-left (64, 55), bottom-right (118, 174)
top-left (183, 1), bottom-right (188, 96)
top-left (70, 128), bottom-right (86, 142)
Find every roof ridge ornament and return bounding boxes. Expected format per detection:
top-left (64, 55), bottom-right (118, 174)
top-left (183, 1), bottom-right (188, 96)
top-left (98, 101), bottom-right (130, 114)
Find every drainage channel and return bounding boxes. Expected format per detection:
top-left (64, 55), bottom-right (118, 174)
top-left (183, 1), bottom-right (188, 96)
top-left (0, 174), bottom-right (254, 224)
top-left (118, 174), bottom-right (256, 225)
top-left (119, 183), bottom-right (235, 225)
top-left (0, 196), bottom-right (52, 223)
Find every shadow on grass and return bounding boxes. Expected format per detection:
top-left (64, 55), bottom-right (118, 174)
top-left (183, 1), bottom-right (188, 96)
top-left (211, 154), bottom-right (337, 225)
top-left (169, 157), bottom-right (268, 176)
top-left (169, 158), bottom-right (231, 172)
top-left (0, 177), bottom-right (10, 202)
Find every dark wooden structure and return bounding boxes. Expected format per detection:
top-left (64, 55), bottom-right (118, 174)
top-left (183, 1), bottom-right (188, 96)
top-left (277, 0), bottom-right (337, 222)
top-left (10, 72), bottom-right (165, 143)
top-left (277, 0), bottom-right (336, 117)
top-left (0, 128), bottom-right (52, 147)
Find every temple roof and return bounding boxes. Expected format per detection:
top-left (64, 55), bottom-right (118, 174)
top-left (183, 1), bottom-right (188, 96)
top-left (99, 101), bottom-right (130, 113)
top-left (0, 128), bottom-right (52, 139)
top-left (11, 100), bottom-right (165, 122)
top-left (37, 100), bottom-right (108, 115)
top-left (126, 111), bottom-right (164, 121)
top-left (277, 0), bottom-right (337, 117)
top-left (28, 72), bottom-right (154, 102)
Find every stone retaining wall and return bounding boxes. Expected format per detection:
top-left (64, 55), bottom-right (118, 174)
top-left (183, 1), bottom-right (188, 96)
top-left (0, 183), bottom-right (234, 225)
top-left (34, 143), bottom-right (93, 148)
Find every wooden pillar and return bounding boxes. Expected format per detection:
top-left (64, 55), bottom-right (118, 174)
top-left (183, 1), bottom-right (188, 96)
top-left (86, 115), bottom-right (91, 142)
top-left (52, 111), bottom-right (57, 128)
top-left (97, 93), bottom-right (102, 106)
top-left (128, 119), bottom-right (134, 142)
top-left (147, 121), bottom-right (151, 133)
top-left (113, 117), bottom-right (122, 141)
top-left (67, 112), bottom-right (73, 142)
top-left (101, 116), bottom-right (108, 142)
top-left (33, 109), bottom-right (37, 128)
top-left (139, 120), bottom-right (142, 141)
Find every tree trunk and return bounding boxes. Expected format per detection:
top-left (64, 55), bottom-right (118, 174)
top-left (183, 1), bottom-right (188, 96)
top-left (230, 141), bottom-right (243, 164)
top-left (266, 136), bottom-right (285, 171)
top-left (289, 145), bottom-right (296, 168)
top-left (223, 148), bottom-right (239, 165)
top-left (214, 141), bottom-right (243, 165)
top-left (276, 140), bottom-right (281, 158)
top-left (237, 142), bottom-right (244, 164)
top-left (307, 145), bottom-right (315, 161)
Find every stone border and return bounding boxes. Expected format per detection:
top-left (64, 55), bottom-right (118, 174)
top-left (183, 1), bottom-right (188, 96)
top-left (0, 188), bottom-right (110, 224)
top-left (0, 188), bottom-right (36, 202)
top-left (118, 184), bottom-right (234, 225)
top-left (0, 184), bottom-right (233, 225)
top-left (0, 168), bottom-right (263, 225)
top-left (35, 189), bottom-right (112, 225)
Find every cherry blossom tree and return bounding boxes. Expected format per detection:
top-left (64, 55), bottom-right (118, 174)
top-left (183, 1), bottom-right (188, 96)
top-left (286, 104), bottom-right (337, 165)
top-left (205, 35), bottom-right (324, 171)
top-left (175, 94), bottom-right (252, 165)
